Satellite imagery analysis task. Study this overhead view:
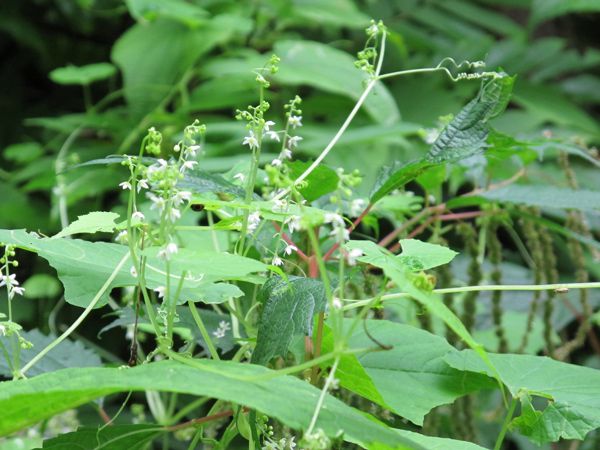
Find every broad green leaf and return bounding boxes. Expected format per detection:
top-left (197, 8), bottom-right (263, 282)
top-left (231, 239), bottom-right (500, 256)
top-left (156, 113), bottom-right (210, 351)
top-left (530, 0), bottom-right (600, 27)
top-left (345, 320), bottom-right (494, 425)
top-left (479, 184), bottom-right (600, 211)
top-left (426, 75), bottom-right (515, 163)
top-left (3, 142), bottom-right (43, 164)
top-left (126, 0), bottom-right (208, 27)
top-left (0, 229), bottom-right (265, 308)
top-left (369, 160), bottom-right (433, 204)
top-left (274, 40), bottom-right (400, 125)
top-left (290, 0), bottom-right (370, 29)
top-left (22, 274), bottom-right (62, 299)
top-left (252, 277), bottom-right (327, 365)
top-left (0, 360), bottom-right (423, 449)
top-left (53, 212), bottom-right (120, 238)
top-left (0, 329), bottom-right (101, 377)
top-left (40, 424), bottom-right (163, 449)
top-left (445, 350), bottom-right (600, 444)
top-left (49, 63), bottom-right (116, 85)
top-left (287, 161), bottom-right (339, 202)
top-left (179, 169), bottom-right (247, 199)
top-left (394, 430), bottom-right (488, 450)
top-left (0, 437), bottom-right (42, 450)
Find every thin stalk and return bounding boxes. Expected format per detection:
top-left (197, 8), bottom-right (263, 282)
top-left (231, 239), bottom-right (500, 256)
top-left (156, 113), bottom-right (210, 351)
top-left (187, 300), bottom-right (220, 360)
top-left (493, 397), bottom-right (518, 450)
top-left (20, 252), bottom-right (130, 376)
top-left (306, 356), bottom-right (340, 436)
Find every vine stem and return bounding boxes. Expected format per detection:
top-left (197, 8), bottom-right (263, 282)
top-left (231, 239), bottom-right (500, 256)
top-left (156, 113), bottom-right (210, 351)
top-left (19, 252), bottom-right (130, 376)
top-left (343, 282), bottom-right (600, 311)
top-left (187, 300), bottom-right (220, 360)
top-left (306, 356), bottom-right (340, 436)
top-left (493, 397), bottom-right (518, 450)
top-left (272, 33), bottom-right (387, 202)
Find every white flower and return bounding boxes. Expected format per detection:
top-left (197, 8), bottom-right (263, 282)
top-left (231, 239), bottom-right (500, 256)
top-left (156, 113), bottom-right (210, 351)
top-left (173, 143), bottom-right (181, 152)
top-left (154, 286), bottom-right (166, 298)
top-left (115, 230), bottom-right (128, 243)
top-left (284, 244), bottom-right (297, 256)
top-left (132, 211), bottom-right (145, 221)
top-left (271, 158), bottom-right (282, 167)
top-left (137, 179), bottom-right (149, 192)
top-left (285, 215), bottom-right (301, 233)
top-left (119, 181), bottom-right (132, 190)
top-left (280, 148), bottom-right (292, 160)
top-left (12, 286), bottom-right (25, 297)
top-left (233, 172), bottom-right (245, 182)
top-left (271, 255), bottom-right (283, 266)
top-left (180, 160), bottom-right (198, 173)
top-left (186, 145), bottom-right (201, 157)
top-left (324, 212), bottom-right (344, 227)
top-left (266, 131), bottom-right (280, 142)
top-left (147, 193), bottom-right (166, 212)
top-left (350, 198), bottom-right (367, 216)
top-left (242, 130), bottom-right (259, 150)
top-left (212, 320), bottom-right (231, 339)
top-left (263, 120), bottom-right (275, 132)
top-left (173, 191), bottom-right (192, 206)
top-left (272, 199), bottom-right (288, 213)
top-left (0, 274), bottom-right (18, 288)
top-left (168, 208), bottom-right (181, 222)
top-left (288, 115), bottom-right (302, 129)
top-left (158, 242), bottom-right (178, 260)
top-left (287, 136), bottom-right (303, 149)
top-left (346, 248), bottom-right (363, 266)
top-left (130, 266), bottom-right (138, 278)
top-left (157, 159), bottom-right (168, 167)
top-left (330, 226), bottom-right (350, 242)
top-left (248, 212), bottom-right (261, 232)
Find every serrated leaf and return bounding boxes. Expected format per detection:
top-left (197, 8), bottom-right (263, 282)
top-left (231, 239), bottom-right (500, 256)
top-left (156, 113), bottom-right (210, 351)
top-left (49, 63), bottom-right (116, 86)
top-left (369, 160), bottom-right (433, 204)
top-left (344, 320), bottom-right (494, 425)
top-left (0, 329), bottom-right (101, 377)
top-left (426, 75), bottom-right (515, 164)
top-left (53, 212), bottom-right (120, 238)
top-left (445, 350), bottom-right (600, 444)
top-left (252, 277), bottom-right (327, 365)
top-left (178, 169), bottom-right (247, 199)
top-left (0, 360), bottom-right (423, 449)
top-left (287, 161), bottom-right (340, 202)
top-left (0, 229), bottom-right (265, 308)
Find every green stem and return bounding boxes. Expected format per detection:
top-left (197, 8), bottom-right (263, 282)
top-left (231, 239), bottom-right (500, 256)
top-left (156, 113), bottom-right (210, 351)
top-left (343, 282), bottom-right (600, 311)
top-left (20, 252), bottom-right (130, 377)
top-left (306, 356), bottom-right (340, 436)
top-left (493, 397), bottom-right (517, 450)
top-left (187, 300), bottom-right (220, 360)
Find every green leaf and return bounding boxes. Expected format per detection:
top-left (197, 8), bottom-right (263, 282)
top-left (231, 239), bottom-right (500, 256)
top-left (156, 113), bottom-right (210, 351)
top-left (426, 74), bottom-right (515, 164)
top-left (445, 350), bottom-right (600, 444)
top-left (3, 142), bottom-right (43, 164)
top-left (478, 184), bottom-right (600, 212)
top-left (53, 212), bottom-right (120, 239)
top-left (369, 160), bottom-right (433, 204)
top-left (287, 161), bottom-right (340, 202)
top-left (290, 0), bottom-right (370, 29)
top-left (0, 437), bottom-right (42, 450)
top-left (0, 360), bottom-right (423, 449)
top-left (530, 0), bottom-right (600, 27)
top-left (22, 274), bottom-right (62, 299)
top-left (0, 329), bottom-right (101, 377)
top-left (393, 430), bottom-right (489, 450)
top-left (126, 0), bottom-right (208, 27)
top-left (49, 63), bottom-right (116, 85)
top-left (273, 40), bottom-right (400, 124)
top-left (252, 277), bottom-right (327, 365)
top-left (0, 229), bottom-right (265, 308)
top-left (179, 169), bottom-right (247, 199)
top-left (39, 424), bottom-right (163, 449)
top-left (345, 320), bottom-right (494, 425)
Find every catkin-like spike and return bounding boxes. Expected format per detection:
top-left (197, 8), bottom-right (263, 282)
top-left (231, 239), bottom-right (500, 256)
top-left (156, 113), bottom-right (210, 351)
top-left (539, 226), bottom-right (559, 357)
top-left (457, 223), bottom-right (482, 334)
top-left (487, 220), bottom-right (509, 353)
top-left (518, 208), bottom-right (545, 353)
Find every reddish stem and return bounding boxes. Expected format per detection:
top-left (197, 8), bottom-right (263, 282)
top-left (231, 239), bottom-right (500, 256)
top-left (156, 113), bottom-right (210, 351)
top-left (166, 409), bottom-right (234, 432)
top-left (378, 204), bottom-right (445, 248)
top-left (272, 222), bottom-right (309, 262)
top-left (323, 203), bottom-right (373, 261)
top-left (438, 211), bottom-right (483, 221)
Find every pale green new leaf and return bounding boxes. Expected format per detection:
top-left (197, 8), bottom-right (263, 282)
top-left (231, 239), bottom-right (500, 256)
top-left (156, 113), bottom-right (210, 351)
top-left (126, 0), bottom-right (208, 27)
top-left (445, 350), bottom-right (600, 444)
top-left (53, 212), bottom-right (120, 238)
top-left (49, 63), bottom-right (116, 86)
top-left (0, 360), bottom-right (423, 449)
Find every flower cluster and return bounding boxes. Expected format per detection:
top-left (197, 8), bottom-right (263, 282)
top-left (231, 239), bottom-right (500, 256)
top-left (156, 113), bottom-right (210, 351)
top-left (354, 20), bottom-right (386, 76)
top-left (1, 245), bottom-right (24, 300)
top-left (212, 320), bottom-right (231, 339)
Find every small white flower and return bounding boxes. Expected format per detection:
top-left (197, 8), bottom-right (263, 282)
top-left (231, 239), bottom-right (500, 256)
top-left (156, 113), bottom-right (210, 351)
top-left (284, 244), bottom-right (297, 256)
top-left (173, 143), bottom-right (181, 152)
top-left (233, 172), bottom-right (245, 182)
top-left (280, 148), bottom-right (292, 160)
top-left (173, 191), bottom-right (192, 206)
top-left (242, 130), bottom-right (259, 150)
top-left (157, 159), bottom-right (168, 167)
top-left (285, 215), bottom-right (301, 233)
top-left (119, 181), bottom-right (132, 190)
top-left (148, 193), bottom-right (166, 212)
top-left (263, 120), bottom-right (275, 132)
top-left (324, 212), bottom-right (344, 227)
top-left (287, 136), bottom-right (303, 149)
top-left (0, 274), bottom-right (17, 288)
top-left (154, 286), bottom-right (166, 298)
top-left (271, 255), bottom-right (283, 266)
top-left (132, 211), bottom-right (145, 221)
top-left (330, 226), bottom-right (350, 242)
top-left (115, 230), bottom-right (128, 243)
top-left (271, 158), bottom-right (282, 167)
top-left (168, 208), bottom-right (181, 222)
top-left (350, 198), bottom-right (367, 216)
top-left (288, 115), bottom-right (302, 129)
top-left (248, 212), bottom-right (261, 232)
top-left (367, 23), bottom-right (379, 36)
top-left (137, 179), bottom-right (149, 192)
top-left (272, 199), bottom-right (288, 213)
top-left (130, 266), bottom-right (138, 278)
top-left (0, 324), bottom-right (5, 337)
top-left (180, 160), bottom-right (198, 173)
top-left (158, 242), bottom-right (178, 260)
top-left (186, 145), bottom-right (201, 157)
top-left (346, 248), bottom-right (364, 266)
top-left (267, 131), bottom-right (280, 142)
top-left (212, 320), bottom-right (231, 339)
top-left (11, 286), bottom-right (25, 297)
